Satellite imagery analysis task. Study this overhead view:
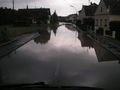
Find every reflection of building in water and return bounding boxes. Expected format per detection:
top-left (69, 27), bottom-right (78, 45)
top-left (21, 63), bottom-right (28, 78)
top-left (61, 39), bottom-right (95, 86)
top-left (78, 31), bottom-right (93, 48)
top-left (0, 74), bottom-right (2, 85)
top-left (78, 31), bottom-right (119, 63)
top-left (50, 25), bottom-right (58, 35)
top-left (0, 67), bottom-right (3, 85)
top-left (65, 24), bottom-right (76, 31)
top-left (93, 42), bottom-right (119, 63)
top-left (34, 30), bottom-right (51, 44)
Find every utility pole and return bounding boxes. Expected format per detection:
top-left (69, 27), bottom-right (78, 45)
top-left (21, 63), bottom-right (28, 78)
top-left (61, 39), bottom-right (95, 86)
top-left (70, 5), bottom-right (78, 15)
top-left (12, 0), bottom-right (14, 10)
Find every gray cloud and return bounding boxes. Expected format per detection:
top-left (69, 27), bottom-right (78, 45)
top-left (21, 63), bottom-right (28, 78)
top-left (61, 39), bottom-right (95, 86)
top-left (0, 0), bottom-right (100, 16)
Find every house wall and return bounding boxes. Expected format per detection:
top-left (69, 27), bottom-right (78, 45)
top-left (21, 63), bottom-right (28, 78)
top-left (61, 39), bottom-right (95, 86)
top-left (95, 0), bottom-right (109, 15)
top-left (68, 15), bottom-right (77, 23)
top-left (79, 8), bottom-right (86, 24)
top-left (110, 15), bottom-right (120, 21)
top-left (94, 0), bottom-right (110, 35)
top-left (95, 15), bottom-right (110, 31)
top-left (95, 0), bottom-right (120, 38)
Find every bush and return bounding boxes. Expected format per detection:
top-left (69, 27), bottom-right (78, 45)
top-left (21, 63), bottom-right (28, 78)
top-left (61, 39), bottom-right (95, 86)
top-left (110, 21), bottom-right (120, 40)
top-left (0, 27), bottom-right (9, 42)
top-left (110, 21), bottom-right (120, 31)
top-left (0, 8), bottom-right (16, 25)
top-left (105, 30), bottom-right (112, 36)
top-left (96, 28), bottom-right (104, 35)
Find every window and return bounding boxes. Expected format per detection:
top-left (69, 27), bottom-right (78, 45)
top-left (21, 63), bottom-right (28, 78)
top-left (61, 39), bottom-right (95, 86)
top-left (100, 19), bottom-right (103, 26)
top-left (104, 19), bottom-right (107, 26)
top-left (96, 19), bottom-right (98, 26)
top-left (101, 7), bottom-right (103, 12)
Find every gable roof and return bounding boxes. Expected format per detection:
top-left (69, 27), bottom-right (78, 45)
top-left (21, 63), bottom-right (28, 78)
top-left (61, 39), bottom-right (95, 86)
top-left (103, 0), bottom-right (120, 15)
top-left (68, 14), bottom-right (77, 18)
top-left (19, 8), bottom-right (51, 15)
top-left (83, 3), bottom-right (98, 16)
top-left (79, 10), bottom-right (82, 14)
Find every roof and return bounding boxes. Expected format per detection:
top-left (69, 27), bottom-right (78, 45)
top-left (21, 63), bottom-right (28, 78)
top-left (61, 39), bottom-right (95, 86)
top-left (103, 0), bottom-right (120, 15)
top-left (83, 3), bottom-right (98, 16)
top-left (19, 8), bottom-right (51, 15)
top-left (68, 14), bottom-right (77, 18)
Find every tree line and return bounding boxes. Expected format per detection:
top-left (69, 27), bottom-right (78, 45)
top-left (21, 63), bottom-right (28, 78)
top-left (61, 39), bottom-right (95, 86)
top-left (0, 7), bottom-right (16, 25)
top-left (0, 7), bottom-right (59, 43)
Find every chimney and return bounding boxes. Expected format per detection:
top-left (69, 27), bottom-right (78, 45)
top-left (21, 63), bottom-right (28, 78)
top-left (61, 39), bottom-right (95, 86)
top-left (26, 5), bottom-right (29, 9)
top-left (90, 2), bottom-right (93, 5)
top-left (12, 0), bottom-right (14, 10)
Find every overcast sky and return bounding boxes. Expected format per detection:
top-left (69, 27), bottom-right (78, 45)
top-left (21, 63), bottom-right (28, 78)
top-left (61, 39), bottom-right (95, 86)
top-left (0, 0), bottom-right (100, 16)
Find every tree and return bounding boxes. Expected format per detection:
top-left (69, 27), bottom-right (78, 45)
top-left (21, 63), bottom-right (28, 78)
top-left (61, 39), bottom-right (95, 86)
top-left (0, 7), bottom-right (16, 25)
top-left (50, 11), bottom-right (58, 24)
top-left (0, 27), bottom-right (9, 42)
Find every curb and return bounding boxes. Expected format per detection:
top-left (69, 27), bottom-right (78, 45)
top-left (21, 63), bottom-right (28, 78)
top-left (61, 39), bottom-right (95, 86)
top-left (75, 25), bottom-right (120, 60)
top-left (0, 39), bottom-right (17, 47)
top-left (0, 33), bottom-right (40, 58)
top-left (0, 33), bottom-right (39, 47)
top-left (87, 35), bottom-right (120, 60)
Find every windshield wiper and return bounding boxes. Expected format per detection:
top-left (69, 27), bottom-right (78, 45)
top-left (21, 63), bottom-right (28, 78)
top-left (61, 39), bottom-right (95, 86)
top-left (0, 82), bottom-right (105, 90)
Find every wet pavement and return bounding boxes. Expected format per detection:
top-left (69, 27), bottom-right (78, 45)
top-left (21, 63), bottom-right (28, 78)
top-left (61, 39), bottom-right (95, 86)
top-left (0, 33), bottom-right (39, 57)
top-left (0, 24), bottom-right (120, 90)
top-left (87, 30), bottom-right (120, 59)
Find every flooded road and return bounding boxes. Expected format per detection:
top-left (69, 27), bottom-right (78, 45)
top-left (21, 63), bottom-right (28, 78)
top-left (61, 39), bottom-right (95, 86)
top-left (0, 24), bottom-right (120, 90)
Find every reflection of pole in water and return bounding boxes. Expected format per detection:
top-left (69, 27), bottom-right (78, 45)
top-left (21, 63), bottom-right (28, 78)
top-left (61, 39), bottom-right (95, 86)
top-left (0, 67), bottom-right (3, 85)
top-left (52, 60), bottom-right (62, 86)
top-left (55, 61), bottom-right (60, 76)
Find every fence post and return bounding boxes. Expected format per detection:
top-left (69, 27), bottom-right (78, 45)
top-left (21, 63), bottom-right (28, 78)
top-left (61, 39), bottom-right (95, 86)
top-left (112, 31), bottom-right (116, 39)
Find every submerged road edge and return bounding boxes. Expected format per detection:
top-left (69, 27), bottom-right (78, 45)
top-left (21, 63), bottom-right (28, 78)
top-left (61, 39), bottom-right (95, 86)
top-left (0, 33), bottom-right (40, 58)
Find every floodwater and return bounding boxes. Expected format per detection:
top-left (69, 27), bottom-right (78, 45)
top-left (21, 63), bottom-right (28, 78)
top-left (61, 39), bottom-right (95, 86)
top-left (0, 24), bottom-right (120, 90)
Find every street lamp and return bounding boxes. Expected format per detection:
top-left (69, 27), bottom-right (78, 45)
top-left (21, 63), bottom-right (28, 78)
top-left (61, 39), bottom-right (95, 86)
top-left (70, 5), bottom-right (78, 15)
top-left (70, 5), bottom-right (78, 23)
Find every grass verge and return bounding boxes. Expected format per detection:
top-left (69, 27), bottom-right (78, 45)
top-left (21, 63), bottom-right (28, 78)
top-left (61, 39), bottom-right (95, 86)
top-left (0, 24), bottom-right (41, 38)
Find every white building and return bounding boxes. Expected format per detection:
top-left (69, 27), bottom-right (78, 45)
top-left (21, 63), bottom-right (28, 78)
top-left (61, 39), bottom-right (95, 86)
top-left (95, 0), bottom-right (120, 38)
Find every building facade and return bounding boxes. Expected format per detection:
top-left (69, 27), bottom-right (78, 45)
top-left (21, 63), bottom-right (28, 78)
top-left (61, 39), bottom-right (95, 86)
top-left (15, 8), bottom-right (51, 26)
top-left (95, 0), bottom-right (120, 38)
top-left (67, 14), bottom-right (78, 23)
top-left (78, 3), bottom-right (98, 30)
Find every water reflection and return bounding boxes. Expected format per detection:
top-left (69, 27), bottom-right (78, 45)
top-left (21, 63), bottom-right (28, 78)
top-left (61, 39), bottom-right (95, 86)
top-left (0, 68), bottom-right (3, 85)
top-left (50, 24), bottom-right (58, 36)
top-left (65, 24), bottom-right (76, 31)
top-left (0, 24), bottom-right (120, 90)
top-left (34, 24), bottom-right (59, 44)
top-left (77, 31), bottom-right (119, 63)
top-left (78, 31), bottom-right (93, 48)
top-left (93, 42), bottom-right (119, 63)
top-left (34, 31), bottom-right (51, 44)
top-left (34, 25), bottom-right (51, 44)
